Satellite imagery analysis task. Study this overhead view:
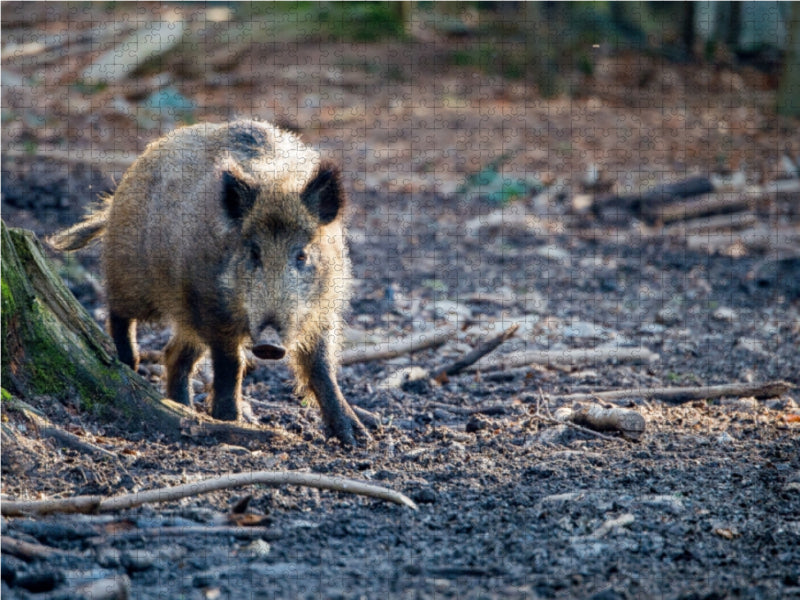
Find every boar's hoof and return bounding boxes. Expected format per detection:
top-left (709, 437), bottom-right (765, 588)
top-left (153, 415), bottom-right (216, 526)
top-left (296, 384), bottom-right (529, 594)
top-left (252, 343), bottom-right (287, 360)
top-left (327, 411), bottom-right (371, 448)
top-left (210, 396), bottom-right (241, 421)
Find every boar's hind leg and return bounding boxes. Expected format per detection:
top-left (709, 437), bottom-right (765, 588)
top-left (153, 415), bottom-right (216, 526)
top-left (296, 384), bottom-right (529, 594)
top-left (109, 313), bottom-right (138, 370)
top-left (209, 344), bottom-right (243, 421)
top-left (295, 342), bottom-right (369, 447)
top-left (164, 336), bottom-right (204, 407)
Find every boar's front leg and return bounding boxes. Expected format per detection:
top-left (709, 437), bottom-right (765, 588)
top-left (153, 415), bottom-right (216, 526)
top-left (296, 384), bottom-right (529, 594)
top-left (295, 338), bottom-right (369, 447)
top-left (208, 343), bottom-right (243, 421)
top-left (164, 334), bottom-right (204, 407)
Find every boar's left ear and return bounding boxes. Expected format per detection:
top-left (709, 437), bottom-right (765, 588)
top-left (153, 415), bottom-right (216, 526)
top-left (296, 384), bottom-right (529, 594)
top-left (301, 161), bottom-right (345, 225)
top-left (222, 168), bottom-right (258, 222)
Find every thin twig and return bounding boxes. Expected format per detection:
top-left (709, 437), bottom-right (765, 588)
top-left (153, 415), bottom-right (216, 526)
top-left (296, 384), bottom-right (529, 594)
top-left (432, 323), bottom-right (519, 382)
top-left (87, 526), bottom-right (279, 545)
top-left (428, 402), bottom-right (510, 416)
top-left (1, 470), bottom-right (418, 517)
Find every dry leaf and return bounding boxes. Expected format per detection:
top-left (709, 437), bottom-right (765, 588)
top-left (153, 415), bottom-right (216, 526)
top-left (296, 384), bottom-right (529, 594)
top-left (228, 513), bottom-right (271, 527)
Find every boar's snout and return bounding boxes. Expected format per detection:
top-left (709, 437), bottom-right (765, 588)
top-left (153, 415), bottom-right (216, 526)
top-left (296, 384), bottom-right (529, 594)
top-left (252, 343), bottom-right (286, 360)
top-left (250, 318), bottom-right (286, 360)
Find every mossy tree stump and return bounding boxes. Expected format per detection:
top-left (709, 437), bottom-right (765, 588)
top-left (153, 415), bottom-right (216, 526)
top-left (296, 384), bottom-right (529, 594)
top-left (1, 220), bottom-right (193, 439)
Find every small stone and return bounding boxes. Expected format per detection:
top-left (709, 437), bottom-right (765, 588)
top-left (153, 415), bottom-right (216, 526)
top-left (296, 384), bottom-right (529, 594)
top-left (588, 589), bottom-right (626, 600)
top-left (121, 549), bottom-right (156, 572)
top-left (534, 244), bottom-right (571, 264)
top-left (96, 546), bottom-right (122, 568)
top-left (656, 307), bottom-right (681, 325)
top-left (411, 487), bottom-right (437, 504)
top-left (571, 193), bottom-right (593, 213)
top-left (466, 414), bottom-right (491, 433)
top-left (712, 307), bottom-right (737, 322)
top-left (401, 377), bottom-right (431, 394)
top-left (716, 431), bottom-right (735, 444)
top-left (735, 337), bottom-right (767, 355)
top-left (433, 300), bottom-right (472, 326)
top-left (218, 443), bottom-right (251, 456)
top-left (563, 320), bottom-right (607, 339)
top-left (241, 539), bottom-right (271, 558)
top-left (378, 366), bottom-right (430, 390)
top-left (639, 494), bottom-right (684, 514)
top-left (193, 572), bottom-right (217, 588)
top-left (639, 322), bottom-right (665, 334)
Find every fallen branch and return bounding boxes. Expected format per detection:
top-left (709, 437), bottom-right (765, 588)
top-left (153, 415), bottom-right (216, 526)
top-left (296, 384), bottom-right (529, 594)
top-left (646, 190), bottom-right (756, 223)
top-left (546, 380), bottom-right (792, 405)
top-left (429, 402), bottom-right (511, 416)
top-left (1, 470), bottom-right (418, 517)
top-left (554, 404), bottom-right (646, 441)
top-left (181, 419), bottom-right (295, 446)
top-left (87, 526), bottom-right (280, 545)
top-left (432, 323), bottom-right (519, 382)
top-left (341, 326), bottom-right (455, 365)
top-left (660, 212), bottom-right (758, 236)
top-left (59, 575), bottom-right (131, 600)
top-left (1, 535), bottom-right (72, 561)
top-left (531, 389), bottom-right (630, 444)
top-left (20, 405), bottom-right (116, 460)
top-left (468, 346), bottom-right (659, 372)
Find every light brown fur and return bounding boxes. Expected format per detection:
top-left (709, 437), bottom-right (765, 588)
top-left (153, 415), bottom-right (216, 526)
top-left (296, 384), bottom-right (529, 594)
top-left (49, 120), bottom-right (367, 446)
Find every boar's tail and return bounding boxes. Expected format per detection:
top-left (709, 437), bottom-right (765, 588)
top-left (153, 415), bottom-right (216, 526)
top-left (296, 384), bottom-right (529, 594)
top-left (47, 202), bottom-right (109, 251)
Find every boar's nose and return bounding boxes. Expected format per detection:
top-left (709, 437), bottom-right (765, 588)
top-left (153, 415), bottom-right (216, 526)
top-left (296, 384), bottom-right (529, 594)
top-left (252, 319), bottom-right (286, 360)
top-left (252, 343), bottom-right (286, 360)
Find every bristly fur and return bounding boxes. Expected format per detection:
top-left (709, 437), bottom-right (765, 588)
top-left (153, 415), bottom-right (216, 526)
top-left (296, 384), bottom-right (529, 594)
top-left (48, 120), bottom-right (366, 446)
top-left (46, 195), bottom-right (112, 251)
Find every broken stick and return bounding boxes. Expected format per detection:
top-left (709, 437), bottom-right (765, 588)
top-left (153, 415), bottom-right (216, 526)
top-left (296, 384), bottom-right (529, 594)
top-left (554, 404), bottom-right (646, 441)
top-left (1, 535), bottom-right (72, 561)
top-left (432, 323), bottom-right (519, 382)
top-left (341, 326), bottom-right (455, 365)
top-left (547, 380), bottom-right (792, 405)
top-left (1, 470), bottom-right (418, 517)
top-left (468, 346), bottom-right (659, 372)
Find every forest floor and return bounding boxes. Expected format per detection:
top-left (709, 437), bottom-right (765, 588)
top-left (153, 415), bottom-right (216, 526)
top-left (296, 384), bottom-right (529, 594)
top-left (2, 4), bottom-right (800, 599)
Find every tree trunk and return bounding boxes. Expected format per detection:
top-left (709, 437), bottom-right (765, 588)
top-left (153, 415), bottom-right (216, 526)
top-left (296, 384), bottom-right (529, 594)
top-left (1, 221), bottom-right (191, 439)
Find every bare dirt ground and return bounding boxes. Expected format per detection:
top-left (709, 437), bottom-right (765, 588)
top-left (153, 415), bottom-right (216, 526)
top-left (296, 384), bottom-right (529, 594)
top-left (2, 4), bottom-right (800, 599)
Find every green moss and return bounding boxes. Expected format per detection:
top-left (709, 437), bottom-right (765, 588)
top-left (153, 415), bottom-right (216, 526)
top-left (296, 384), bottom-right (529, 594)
top-left (1, 387), bottom-right (11, 402)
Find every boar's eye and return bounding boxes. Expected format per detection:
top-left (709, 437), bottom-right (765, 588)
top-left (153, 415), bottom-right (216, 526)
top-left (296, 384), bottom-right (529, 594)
top-left (293, 249), bottom-right (309, 269)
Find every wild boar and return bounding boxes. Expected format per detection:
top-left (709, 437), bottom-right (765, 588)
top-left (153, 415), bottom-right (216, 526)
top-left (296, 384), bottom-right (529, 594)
top-left (49, 120), bottom-right (367, 446)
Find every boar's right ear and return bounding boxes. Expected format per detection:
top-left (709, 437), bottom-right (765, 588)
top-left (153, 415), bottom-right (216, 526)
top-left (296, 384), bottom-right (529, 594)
top-left (221, 169), bottom-right (258, 221)
top-left (300, 161), bottom-right (345, 225)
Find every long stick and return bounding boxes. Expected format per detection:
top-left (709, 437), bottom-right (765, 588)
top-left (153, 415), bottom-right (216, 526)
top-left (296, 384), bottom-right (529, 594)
top-left (546, 380), bottom-right (792, 405)
top-left (1, 471), bottom-right (418, 517)
top-left (341, 327), bottom-right (455, 365)
top-left (1, 535), bottom-right (72, 560)
top-left (468, 346), bottom-right (659, 372)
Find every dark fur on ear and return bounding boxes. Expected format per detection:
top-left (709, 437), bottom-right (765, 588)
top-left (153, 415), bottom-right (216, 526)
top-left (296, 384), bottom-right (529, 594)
top-left (301, 161), bottom-right (346, 225)
top-left (221, 168), bottom-right (258, 221)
